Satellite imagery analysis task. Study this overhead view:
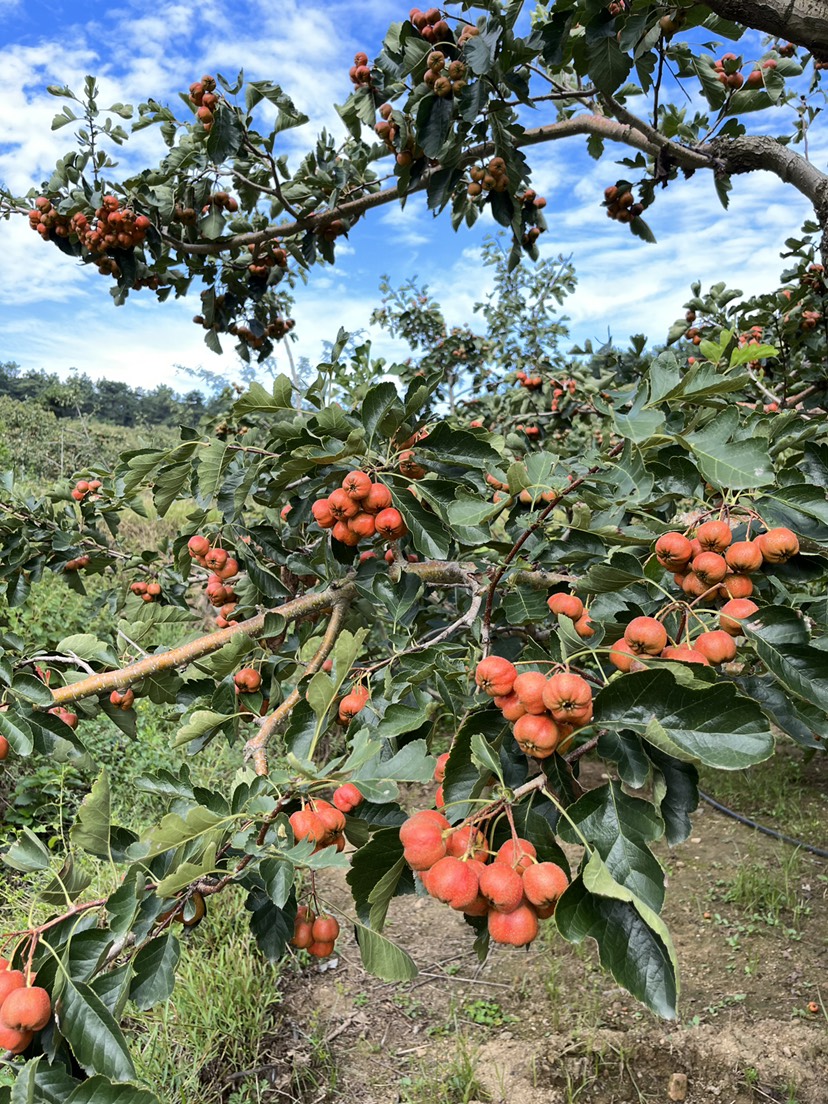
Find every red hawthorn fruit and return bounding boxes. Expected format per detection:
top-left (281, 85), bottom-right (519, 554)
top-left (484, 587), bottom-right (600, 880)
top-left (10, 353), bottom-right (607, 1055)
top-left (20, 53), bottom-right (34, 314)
top-left (719, 598), bottom-right (759, 636)
top-left (332, 782), bottom-right (363, 813)
top-left (479, 863), bottom-right (524, 913)
top-left (522, 861), bottom-right (569, 908)
top-left (512, 671), bottom-right (549, 714)
top-left (328, 488), bottom-right (360, 520)
top-left (342, 470), bottom-right (373, 500)
top-left (312, 499), bottom-right (336, 528)
top-left (542, 673), bottom-right (592, 723)
top-left (488, 904), bottom-right (539, 946)
top-left (493, 691), bottom-right (526, 722)
top-left (338, 685), bottom-right (370, 722)
top-left (693, 630), bottom-right (737, 665)
top-left (757, 527), bottom-right (799, 564)
top-left (547, 593), bottom-right (584, 620)
top-left (512, 713), bottom-right (560, 758)
top-left (695, 520), bottom-right (732, 553)
top-left (426, 856), bottom-right (481, 910)
top-left (691, 551), bottom-right (729, 586)
top-left (609, 638), bottom-right (639, 672)
top-left (374, 507), bottom-right (407, 540)
top-left (719, 573), bottom-right (754, 599)
top-left (474, 656), bottom-right (518, 697)
top-left (725, 540), bottom-right (763, 574)
top-left (624, 617), bottom-right (668, 656)
top-left (655, 531), bottom-right (693, 569)
top-left (362, 483), bottom-right (393, 512)
top-left (289, 808), bottom-right (326, 844)
top-left (494, 838), bottom-right (537, 874)
top-left (0, 986), bottom-right (51, 1032)
top-left (434, 751), bottom-right (450, 783)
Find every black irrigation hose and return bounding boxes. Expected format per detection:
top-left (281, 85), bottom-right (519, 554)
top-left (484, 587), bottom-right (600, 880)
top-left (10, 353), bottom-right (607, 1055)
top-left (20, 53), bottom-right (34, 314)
top-left (698, 790), bottom-right (828, 859)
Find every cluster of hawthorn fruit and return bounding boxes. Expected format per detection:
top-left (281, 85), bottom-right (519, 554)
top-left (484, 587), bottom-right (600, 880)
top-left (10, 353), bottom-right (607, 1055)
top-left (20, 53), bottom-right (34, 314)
top-left (475, 656), bottom-right (593, 760)
top-left (400, 801), bottom-right (570, 947)
top-left (349, 51), bottom-right (372, 87)
top-left (423, 49), bottom-right (467, 97)
top-left (0, 961), bottom-right (51, 1056)
top-left (608, 521), bottom-right (799, 669)
top-left (186, 536), bottom-right (240, 627)
top-left (603, 186), bottom-right (644, 223)
top-left (70, 477), bottom-right (102, 503)
top-left (248, 241), bottom-right (289, 279)
top-left (189, 74), bottom-right (218, 132)
top-left (204, 191), bottom-right (239, 215)
top-left (27, 197), bottom-right (71, 241)
top-left (711, 54), bottom-right (778, 90)
top-left (409, 7), bottom-right (452, 43)
top-left (468, 158), bottom-right (510, 198)
top-left (286, 787), bottom-right (367, 956)
top-left (311, 471), bottom-right (407, 547)
top-left (129, 580), bottom-right (162, 603)
top-left (374, 104), bottom-right (424, 167)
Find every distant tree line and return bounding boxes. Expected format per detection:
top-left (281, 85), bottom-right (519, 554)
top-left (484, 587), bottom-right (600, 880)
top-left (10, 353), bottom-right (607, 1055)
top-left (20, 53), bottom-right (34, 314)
top-left (0, 361), bottom-right (225, 427)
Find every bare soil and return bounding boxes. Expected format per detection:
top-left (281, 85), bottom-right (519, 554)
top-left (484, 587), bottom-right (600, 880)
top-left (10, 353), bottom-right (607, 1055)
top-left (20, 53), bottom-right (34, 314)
top-left (229, 754), bottom-right (828, 1104)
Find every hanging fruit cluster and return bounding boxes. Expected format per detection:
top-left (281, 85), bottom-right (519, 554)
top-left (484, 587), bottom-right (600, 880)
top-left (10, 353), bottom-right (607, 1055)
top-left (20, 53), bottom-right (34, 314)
top-left (423, 49), bottom-right (467, 97)
top-left (338, 685), bottom-right (370, 723)
top-left (70, 477), bottom-right (102, 502)
top-left (0, 964), bottom-right (52, 1056)
top-left (608, 521), bottom-right (799, 669)
top-left (603, 185), bottom-right (644, 223)
top-left (475, 658), bottom-right (594, 760)
top-left (189, 74), bottom-right (218, 132)
top-left (400, 811), bottom-right (569, 947)
top-left (129, 580), bottom-right (162, 602)
top-left (311, 472), bottom-right (407, 547)
top-left (468, 157), bottom-right (509, 197)
top-left (290, 799), bottom-right (348, 853)
top-left (290, 905), bottom-right (341, 958)
top-left (409, 7), bottom-right (452, 43)
top-left (27, 197), bottom-right (71, 240)
top-left (349, 51), bottom-right (372, 87)
top-left (187, 536), bottom-right (241, 625)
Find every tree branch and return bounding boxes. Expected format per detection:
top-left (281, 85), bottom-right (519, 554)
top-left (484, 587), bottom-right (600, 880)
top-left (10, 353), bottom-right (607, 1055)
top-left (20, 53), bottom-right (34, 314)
top-left (702, 0), bottom-right (828, 58)
top-left (245, 593), bottom-right (352, 776)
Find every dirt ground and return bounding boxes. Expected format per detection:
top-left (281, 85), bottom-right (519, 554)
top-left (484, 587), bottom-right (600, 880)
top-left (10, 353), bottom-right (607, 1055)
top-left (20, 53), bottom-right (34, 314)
top-left (237, 757), bottom-right (828, 1104)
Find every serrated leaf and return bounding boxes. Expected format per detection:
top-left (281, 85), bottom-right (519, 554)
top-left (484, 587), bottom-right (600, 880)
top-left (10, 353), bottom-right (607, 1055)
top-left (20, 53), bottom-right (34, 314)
top-left (742, 607), bottom-right (828, 711)
top-left (594, 669), bottom-right (773, 769)
top-left (66, 1076), bottom-right (161, 1104)
top-left (353, 918), bottom-right (418, 981)
top-left (71, 769), bottom-right (111, 859)
top-left (128, 934), bottom-right (181, 1011)
top-left (56, 978), bottom-right (136, 1081)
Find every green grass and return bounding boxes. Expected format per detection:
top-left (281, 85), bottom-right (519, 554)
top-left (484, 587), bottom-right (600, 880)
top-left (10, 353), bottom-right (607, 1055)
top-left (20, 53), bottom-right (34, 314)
top-left (699, 749), bottom-right (828, 845)
top-left (128, 893), bottom-right (289, 1104)
top-left (398, 1036), bottom-right (488, 1104)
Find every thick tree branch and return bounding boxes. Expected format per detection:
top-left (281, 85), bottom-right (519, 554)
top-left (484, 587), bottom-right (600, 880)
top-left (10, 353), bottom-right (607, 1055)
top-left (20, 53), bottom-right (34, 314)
top-left (48, 585), bottom-right (351, 705)
top-left (702, 0), bottom-right (828, 58)
top-left (160, 115), bottom-right (704, 258)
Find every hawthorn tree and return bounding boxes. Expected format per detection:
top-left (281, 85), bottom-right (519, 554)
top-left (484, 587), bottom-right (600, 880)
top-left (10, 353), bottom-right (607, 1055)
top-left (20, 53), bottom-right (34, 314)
top-left (1, 1), bottom-right (828, 1099)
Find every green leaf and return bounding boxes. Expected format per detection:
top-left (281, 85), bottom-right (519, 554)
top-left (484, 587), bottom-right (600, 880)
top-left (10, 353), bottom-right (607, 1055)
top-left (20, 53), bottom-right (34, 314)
top-left (205, 104), bottom-right (244, 162)
top-left (586, 35), bottom-right (633, 94)
top-left (129, 934), bottom-right (181, 1011)
top-left (245, 889), bottom-right (296, 962)
top-left (11, 672), bottom-right (54, 707)
top-left (233, 378), bottom-right (294, 415)
top-left (469, 733), bottom-right (504, 786)
top-left (558, 782), bottom-right (665, 911)
top-left (417, 94), bottom-right (453, 158)
top-left (680, 417), bottom-right (774, 490)
top-left (9, 1057), bottom-right (79, 1103)
top-left (742, 607), bottom-right (828, 711)
top-left (556, 851), bottom-right (678, 1019)
top-left (70, 769), bottom-right (111, 859)
top-left (56, 978), bottom-right (136, 1081)
top-left (395, 495), bottom-right (451, 559)
top-left (361, 383), bottom-right (403, 443)
top-left (422, 422), bottom-right (501, 469)
top-left (353, 918), bottom-right (418, 981)
top-left (56, 634), bottom-right (119, 666)
top-left (66, 1077), bottom-right (162, 1104)
top-left (347, 826), bottom-right (414, 926)
top-left (594, 669), bottom-right (774, 769)
top-left (647, 747), bottom-right (699, 846)
top-left (2, 826), bottom-right (52, 872)
top-left (0, 709), bottom-right (33, 756)
top-left (173, 710), bottom-right (230, 748)
top-left (127, 806), bottom-right (228, 861)
top-left (154, 841), bottom-right (218, 897)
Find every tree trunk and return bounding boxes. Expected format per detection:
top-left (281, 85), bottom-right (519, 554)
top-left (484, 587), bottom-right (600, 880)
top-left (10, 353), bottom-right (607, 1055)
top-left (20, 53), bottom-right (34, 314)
top-left (704, 0), bottom-right (828, 57)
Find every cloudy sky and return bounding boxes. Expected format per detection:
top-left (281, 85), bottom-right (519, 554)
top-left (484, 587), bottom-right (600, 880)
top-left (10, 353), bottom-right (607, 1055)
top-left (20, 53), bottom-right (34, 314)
top-left (0, 0), bottom-right (820, 393)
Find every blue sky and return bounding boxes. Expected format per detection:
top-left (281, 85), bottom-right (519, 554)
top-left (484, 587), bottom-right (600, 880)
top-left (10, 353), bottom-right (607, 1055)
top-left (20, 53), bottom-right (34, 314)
top-left (0, 0), bottom-right (819, 393)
